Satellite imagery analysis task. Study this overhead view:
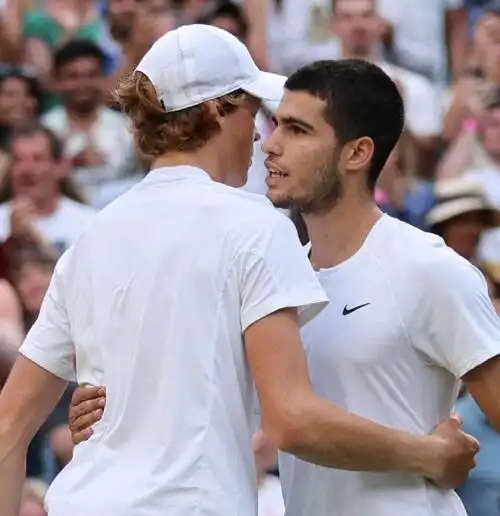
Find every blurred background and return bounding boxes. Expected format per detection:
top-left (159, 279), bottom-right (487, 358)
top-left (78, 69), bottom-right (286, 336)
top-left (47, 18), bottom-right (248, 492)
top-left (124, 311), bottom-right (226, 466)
top-left (0, 0), bottom-right (499, 514)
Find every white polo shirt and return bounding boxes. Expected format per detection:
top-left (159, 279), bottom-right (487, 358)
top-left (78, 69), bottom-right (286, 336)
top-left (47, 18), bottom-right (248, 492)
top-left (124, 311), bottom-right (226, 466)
top-left (20, 166), bottom-right (328, 516)
top-left (280, 215), bottom-right (500, 516)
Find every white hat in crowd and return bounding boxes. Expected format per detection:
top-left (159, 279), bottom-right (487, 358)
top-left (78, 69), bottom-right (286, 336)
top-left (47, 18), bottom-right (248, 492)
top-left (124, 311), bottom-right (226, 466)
top-left (426, 179), bottom-right (500, 229)
top-left (136, 24), bottom-right (286, 113)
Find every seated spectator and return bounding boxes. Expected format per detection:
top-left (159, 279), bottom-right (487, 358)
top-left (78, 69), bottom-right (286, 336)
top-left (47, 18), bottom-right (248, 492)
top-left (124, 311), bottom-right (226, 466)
top-left (0, 67), bottom-right (41, 148)
top-left (0, 123), bottom-right (95, 257)
top-left (42, 39), bottom-right (136, 204)
top-left (425, 178), bottom-right (500, 266)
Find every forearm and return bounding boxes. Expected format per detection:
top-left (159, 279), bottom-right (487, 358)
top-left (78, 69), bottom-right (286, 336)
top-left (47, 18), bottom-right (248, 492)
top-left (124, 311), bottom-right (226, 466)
top-left (0, 438), bottom-right (27, 516)
top-left (243, 0), bottom-right (268, 70)
top-left (280, 396), bottom-right (437, 477)
top-left (436, 129), bottom-right (476, 180)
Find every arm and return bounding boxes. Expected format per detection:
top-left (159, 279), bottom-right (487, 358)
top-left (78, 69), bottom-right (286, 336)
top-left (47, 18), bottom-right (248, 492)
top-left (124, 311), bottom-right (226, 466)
top-left (446, 7), bottom-right (470, 80)
top-left (245, 307), bottom-right (475, 483)
top-left (0, 357), bottom-right (67, 516)
top-left (413, 249), bottom-right (500, 429)
top-left (0, 0), bottom-right (23, 64)
top-left (0, 250), bottom-right (75, 516)
top-left (436, 121), bottom-right (478, 180)
top-left (463, 356), bottom-right (500, 432)
top-left (238, 213), bottom-right (477, 486)
top-left (243, 0), bottom-right (268, 70)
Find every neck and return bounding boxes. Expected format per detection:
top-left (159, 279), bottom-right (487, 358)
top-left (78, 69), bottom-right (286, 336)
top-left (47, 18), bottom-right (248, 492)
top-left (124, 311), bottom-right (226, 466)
top-left (33, 195), bottom-right (59, 216)
top-left (303, 195), bottom-right (383, 269)
top-left (67, 108), bottom-right (98, 131)
top-left (340, 44), bottom-right (377, 62)
top-left (153, 146), bottom-right (233, 185)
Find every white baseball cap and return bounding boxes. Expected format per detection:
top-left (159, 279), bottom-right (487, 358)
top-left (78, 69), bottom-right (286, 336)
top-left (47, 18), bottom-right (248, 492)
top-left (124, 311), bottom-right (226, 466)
top-left (136, 24), bottom-right (287, 113)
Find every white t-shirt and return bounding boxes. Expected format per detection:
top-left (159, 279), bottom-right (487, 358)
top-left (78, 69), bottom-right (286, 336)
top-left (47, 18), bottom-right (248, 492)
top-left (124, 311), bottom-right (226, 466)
top-left (280, 215), bottom-right (500, 516)
top-left (41, 106), bottom-right (137, 203)
top-left (20, 166), bottom-right (328, 516)
top-left (379, 62), bottom-right (443, 138)
top-left (0, 197), bottom-right (96, 253)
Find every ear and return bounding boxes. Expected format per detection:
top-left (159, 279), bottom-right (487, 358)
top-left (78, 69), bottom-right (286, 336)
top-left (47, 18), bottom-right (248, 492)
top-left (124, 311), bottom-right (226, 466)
top-left (341, 137), bottom-right (374, 173)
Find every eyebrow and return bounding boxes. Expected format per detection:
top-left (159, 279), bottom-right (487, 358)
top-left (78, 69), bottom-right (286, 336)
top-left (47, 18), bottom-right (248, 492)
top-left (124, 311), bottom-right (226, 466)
top-left (272, 115), bottom-right (316, 132)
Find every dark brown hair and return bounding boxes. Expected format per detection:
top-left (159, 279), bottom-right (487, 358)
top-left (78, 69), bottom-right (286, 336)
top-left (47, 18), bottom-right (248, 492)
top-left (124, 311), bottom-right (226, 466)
top-left (113, 71), bottom-right (249, 158)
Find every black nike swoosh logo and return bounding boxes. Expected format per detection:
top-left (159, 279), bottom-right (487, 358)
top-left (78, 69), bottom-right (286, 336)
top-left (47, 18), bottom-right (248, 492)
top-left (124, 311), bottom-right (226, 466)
top-left (342, 303), bottom-right (371, 315)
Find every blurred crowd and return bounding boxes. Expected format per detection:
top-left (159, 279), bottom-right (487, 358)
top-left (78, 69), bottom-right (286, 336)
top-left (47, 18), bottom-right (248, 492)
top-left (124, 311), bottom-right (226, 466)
top-left (0, 0), bottom-right (499, 515)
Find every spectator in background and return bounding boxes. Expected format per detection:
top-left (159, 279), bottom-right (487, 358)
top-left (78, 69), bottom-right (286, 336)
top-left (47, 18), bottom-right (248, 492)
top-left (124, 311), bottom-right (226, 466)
top-left (331, 0), bottom-right (442, 158)
top-left (0, 123), bottom-right (94, 258)
top-left (376, 0), bottom-right (468, 84)
top-left (42, 39), bottom-right (136, 204)
top-left (0, 67), bottom-right (41, 148)
top-left (443, 0), bottom-right (500, 142)
top-left (375, 136), bottom-right (434, 229)
top-left (22, 0), bottom-right (106, 108)
top-left (425, 179), bottom-right (499, 266)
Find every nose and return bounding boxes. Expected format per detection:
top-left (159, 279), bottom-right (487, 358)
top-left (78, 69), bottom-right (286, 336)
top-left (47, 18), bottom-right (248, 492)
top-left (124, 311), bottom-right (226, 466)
top-left (261, 131), bottom-right (280, 156)
top-left (253, 127), bottom-right (261, 143)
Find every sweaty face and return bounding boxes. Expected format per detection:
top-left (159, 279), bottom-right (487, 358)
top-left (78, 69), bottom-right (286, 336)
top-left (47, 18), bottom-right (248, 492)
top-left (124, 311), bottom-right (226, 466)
top-left (263, 91), bottom-right (343, 215)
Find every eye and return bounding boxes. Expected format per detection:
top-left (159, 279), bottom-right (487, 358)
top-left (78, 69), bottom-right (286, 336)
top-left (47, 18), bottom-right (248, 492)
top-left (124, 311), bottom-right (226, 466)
top-left (290, 125), bottom-right (306, 135)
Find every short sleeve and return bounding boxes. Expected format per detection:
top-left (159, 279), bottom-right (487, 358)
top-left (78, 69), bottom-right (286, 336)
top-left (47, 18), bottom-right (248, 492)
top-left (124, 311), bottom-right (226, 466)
top-left (413, 250), bottom-right (500, 378)
top-left (237, 212), bottom-right (328, 332)
top-left (19, 250), bottom-right (75, 382)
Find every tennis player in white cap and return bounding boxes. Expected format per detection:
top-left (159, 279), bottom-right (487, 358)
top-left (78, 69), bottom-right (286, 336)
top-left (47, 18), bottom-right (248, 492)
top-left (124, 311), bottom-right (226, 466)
top-left (0, 25), bottom-right (479, 516)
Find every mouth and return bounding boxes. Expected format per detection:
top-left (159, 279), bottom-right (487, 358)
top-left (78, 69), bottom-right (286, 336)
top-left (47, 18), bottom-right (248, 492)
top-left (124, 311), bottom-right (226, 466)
top-left (265, 160), bottom-right (288, 179)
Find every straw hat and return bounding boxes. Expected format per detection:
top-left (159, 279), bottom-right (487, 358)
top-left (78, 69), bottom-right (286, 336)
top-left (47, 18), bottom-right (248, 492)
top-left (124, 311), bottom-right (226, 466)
top-left (425, 179), bottom-right (500, 229)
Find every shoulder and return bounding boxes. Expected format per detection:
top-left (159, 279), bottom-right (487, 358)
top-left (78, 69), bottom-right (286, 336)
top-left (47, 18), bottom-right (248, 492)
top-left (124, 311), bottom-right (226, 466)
top-left (208, 187), bottom-right (298, 251)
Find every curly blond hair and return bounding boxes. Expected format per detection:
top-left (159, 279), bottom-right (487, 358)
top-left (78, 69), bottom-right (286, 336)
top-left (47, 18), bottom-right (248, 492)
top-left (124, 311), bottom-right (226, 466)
top-left (113, 72), bottom-right (250, 158)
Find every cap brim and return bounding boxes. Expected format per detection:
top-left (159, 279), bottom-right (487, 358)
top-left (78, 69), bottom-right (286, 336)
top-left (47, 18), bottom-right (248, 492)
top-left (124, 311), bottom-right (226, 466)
top-left (241, 71), bottom-right (286, 112)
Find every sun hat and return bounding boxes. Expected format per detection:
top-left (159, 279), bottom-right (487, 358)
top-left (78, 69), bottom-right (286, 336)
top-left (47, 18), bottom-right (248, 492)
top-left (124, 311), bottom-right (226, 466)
top-left (425, 179), bottom-right (500, 229)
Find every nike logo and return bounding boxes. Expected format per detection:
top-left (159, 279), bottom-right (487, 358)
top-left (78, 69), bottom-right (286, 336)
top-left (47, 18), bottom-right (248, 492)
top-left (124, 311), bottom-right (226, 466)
top-left (342, 303), bottom-right (371, 316)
